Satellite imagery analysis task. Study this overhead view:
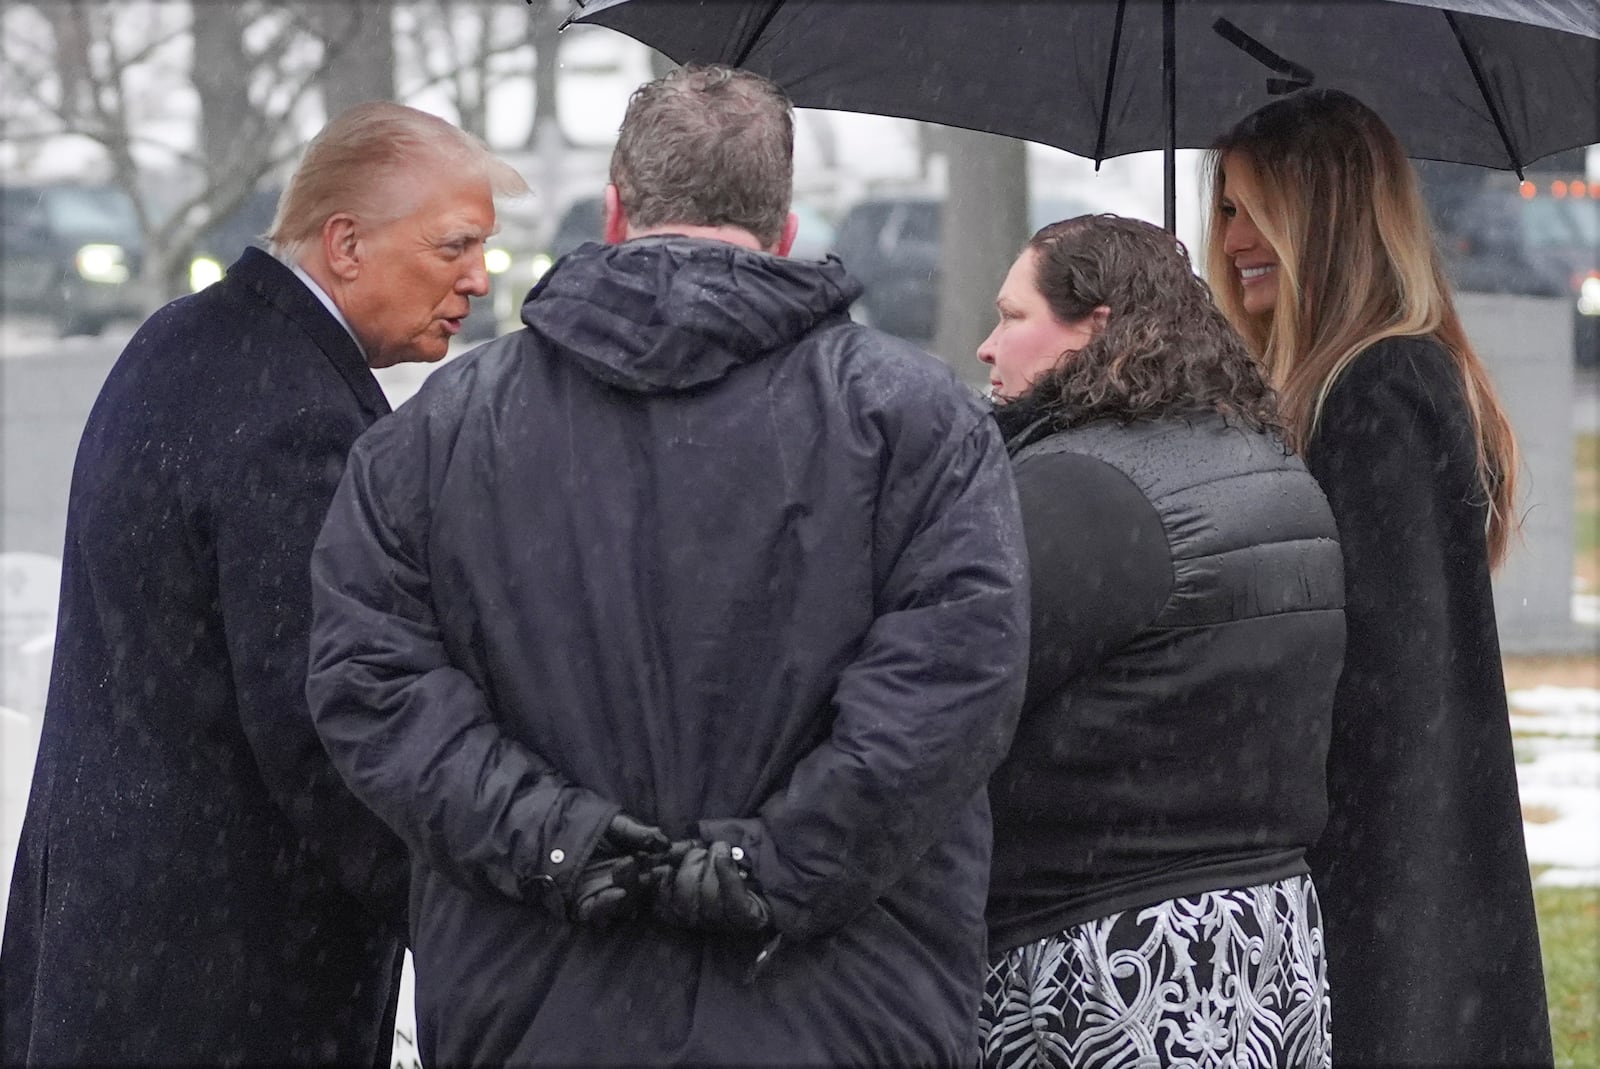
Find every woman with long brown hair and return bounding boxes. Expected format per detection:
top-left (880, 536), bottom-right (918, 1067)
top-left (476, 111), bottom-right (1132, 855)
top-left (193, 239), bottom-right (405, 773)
top-left (1207, 88), bottom-right (1552, 1067)
top-left (976, 213), bottom-right (1345, 1067)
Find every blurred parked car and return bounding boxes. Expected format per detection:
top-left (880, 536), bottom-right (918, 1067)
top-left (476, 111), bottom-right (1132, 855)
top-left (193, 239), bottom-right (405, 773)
top-left (470, 201), bottom-right (550, 342)
top-left (0, 184), bottom-right (147, 336)
top-left (1503, 183), bottom-right (1597, 367)
top-left (829, 195), bottom-right (1094, 344)
top-left (549, 196), bottom-right (607, 262)
top-left (830, 197), bottom-right (940, 342)
top-left (1420, 157), bottom-right (1600, 367)
top-left (187, 187), bottom-right (280, 294)
top-left (543, 194), bottom-right (838, 264)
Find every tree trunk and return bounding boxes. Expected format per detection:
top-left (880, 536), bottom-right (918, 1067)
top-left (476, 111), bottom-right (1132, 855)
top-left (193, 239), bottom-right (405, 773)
top-left (42, 2), bottom-right (92, 122)
top-left (192, 4), bottom-right (255, 189)
top-left (315, 0), bottom-right (395, 118)
top-left (915, 121), bottom-right (938, 182)
top-left (934, 128), bottom-right (1029, 387)
top-left (524, 0), bottom-right (564, 148)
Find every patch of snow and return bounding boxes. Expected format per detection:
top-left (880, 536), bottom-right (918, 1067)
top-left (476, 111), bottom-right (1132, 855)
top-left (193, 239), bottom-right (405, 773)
top-left (1511, 685), bottom-right (1600, 884)
top-left (1509, 685), bottom-right (1600, 726)
top-left (394, 953), bottom-right (420, 1068)
top-left (1573, 594), bottom-right (1600, 626)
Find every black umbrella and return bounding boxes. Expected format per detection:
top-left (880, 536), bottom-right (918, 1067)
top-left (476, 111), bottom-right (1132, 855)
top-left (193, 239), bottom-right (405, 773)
top-left (568, 0), bottom-right (1600, 231)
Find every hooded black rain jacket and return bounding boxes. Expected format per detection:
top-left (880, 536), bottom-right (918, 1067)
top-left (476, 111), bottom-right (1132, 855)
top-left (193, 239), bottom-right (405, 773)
top-left (307, 238), bottom-right (1031, 1067)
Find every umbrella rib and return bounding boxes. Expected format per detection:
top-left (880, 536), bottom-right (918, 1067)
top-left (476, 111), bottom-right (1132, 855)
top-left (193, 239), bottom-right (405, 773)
top-left (1093, 0), bottom-right (1130, 171)
top-left (732, 0), bottom-right (787, 67)
top-left (1162, 0), bottom-right (1176, 233)
top-left (1443, 11), bottom-right (1524, 179)
top-left (1211, 19), bottom-right (1313, 94)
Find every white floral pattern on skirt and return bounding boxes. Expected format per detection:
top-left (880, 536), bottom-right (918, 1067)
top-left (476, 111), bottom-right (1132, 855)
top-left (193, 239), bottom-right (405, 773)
top-left (979, 875), bottom-right (1331, 1069)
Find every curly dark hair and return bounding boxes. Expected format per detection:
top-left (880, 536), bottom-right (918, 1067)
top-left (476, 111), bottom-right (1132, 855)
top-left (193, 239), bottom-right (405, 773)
top-left (1005, 214), bottom-right (1283, 438)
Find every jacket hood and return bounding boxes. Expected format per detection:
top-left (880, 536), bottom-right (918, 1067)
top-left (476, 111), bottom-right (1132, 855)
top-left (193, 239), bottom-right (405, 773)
top-left (520, 237), bottom-right (863, 394)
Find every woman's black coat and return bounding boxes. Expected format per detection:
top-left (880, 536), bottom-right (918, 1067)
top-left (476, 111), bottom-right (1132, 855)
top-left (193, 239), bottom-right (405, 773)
top-left (1, 248), bottom-right (409, 1067)
top-left (1304, 335), bottom-right (1552, 1067)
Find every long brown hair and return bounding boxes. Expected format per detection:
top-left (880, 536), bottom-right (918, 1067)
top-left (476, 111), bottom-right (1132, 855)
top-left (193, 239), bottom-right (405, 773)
top-left (1205, 88), bottom-right (1519, 567)
top-left (1016, 214), bottom-right (1283, 436)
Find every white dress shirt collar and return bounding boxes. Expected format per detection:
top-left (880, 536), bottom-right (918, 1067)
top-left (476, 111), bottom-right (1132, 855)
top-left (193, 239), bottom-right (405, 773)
top-left (283, 257), bottom-right (366, 360)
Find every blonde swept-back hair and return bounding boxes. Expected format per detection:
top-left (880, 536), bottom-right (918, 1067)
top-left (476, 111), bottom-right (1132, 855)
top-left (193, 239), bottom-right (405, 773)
top-left (1204, 88), bottom-right (1519, 568)
top-left (268, 101), bottom-right (528, 261)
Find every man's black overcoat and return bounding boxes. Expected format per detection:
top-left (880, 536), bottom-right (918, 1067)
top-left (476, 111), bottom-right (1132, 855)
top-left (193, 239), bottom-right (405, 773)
top-left (1, 248), bottom-right (408, 1067)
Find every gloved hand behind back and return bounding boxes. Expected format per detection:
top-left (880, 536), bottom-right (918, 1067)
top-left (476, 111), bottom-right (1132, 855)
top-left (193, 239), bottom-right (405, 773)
top-left (567, 813), bottom-right (672, 929)
top-left (651, 840), bottom-right (772, 933)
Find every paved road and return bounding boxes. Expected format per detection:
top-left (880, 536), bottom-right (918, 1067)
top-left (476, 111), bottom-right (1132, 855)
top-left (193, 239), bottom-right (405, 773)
top-left (0, 315), bottom-right (480, 410)
top-left (5, 314), bottom-right (1598, 424)
top-left (0, 316), bottom-right (138, 361)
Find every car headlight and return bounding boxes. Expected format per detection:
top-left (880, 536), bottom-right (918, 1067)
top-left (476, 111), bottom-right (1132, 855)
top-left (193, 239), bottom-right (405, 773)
top-left (1578, 275), bottom-right (1600, 317)
top-left (484, 247), bottom-right (513, 275)
top-left (75, 244), bottom-right (130, 284)
top-left (189, 255), bottom-right (224, 293)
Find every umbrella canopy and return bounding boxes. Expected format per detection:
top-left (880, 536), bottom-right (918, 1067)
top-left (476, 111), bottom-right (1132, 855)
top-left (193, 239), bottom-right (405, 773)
top-left (571, 0), bottom-right (1600, 228)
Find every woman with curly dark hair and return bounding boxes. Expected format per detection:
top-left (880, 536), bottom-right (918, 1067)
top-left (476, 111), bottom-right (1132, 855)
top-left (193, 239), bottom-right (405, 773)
top-left (976, 214), bottom-right (1346, 1068)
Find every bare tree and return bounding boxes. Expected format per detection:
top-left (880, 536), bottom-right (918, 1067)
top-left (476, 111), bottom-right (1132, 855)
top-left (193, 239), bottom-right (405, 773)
top-left (192, 3), bottom-right (257, 186)
top-left (37, 4), bottom-right (92, 120)
top-left (0, 1), bottom-right (356, 303)
top-left (393, 0), bottom-right (548, 146)
top-left (308, 0), bottom-right (395, 117)
top-left (528, 0), bottom-right (569, 149)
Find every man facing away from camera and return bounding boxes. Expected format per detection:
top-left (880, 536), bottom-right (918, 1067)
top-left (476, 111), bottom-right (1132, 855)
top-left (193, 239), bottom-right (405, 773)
top-left (305, 65), bottom-right (1031, 1067)
top-left (2, 102), bottom-right (526, 1066)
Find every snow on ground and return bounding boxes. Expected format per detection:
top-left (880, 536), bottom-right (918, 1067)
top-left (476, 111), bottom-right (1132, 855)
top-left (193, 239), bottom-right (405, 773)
top-left (1510, 685), bottom-right (1600, 731)
top-left (394, 955), bottom-right (420, 1069)
top-left (1573, 594), bottom-right (1599, 627)
top-left (1509, 685), bottom-right (1600, 887)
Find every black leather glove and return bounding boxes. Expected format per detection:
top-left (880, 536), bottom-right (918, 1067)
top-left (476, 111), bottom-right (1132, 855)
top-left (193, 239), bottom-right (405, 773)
top-left (600, 813), bottom-right (671, 859)
top-left (568, 813), bottom-right (671, 929)
top-left (651, 839), bottom-right (772, 933)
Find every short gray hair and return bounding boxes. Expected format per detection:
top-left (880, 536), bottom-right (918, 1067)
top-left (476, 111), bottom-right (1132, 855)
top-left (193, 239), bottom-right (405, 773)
top-left (610, 65), bottom-right (794, 246)
top-left (268, 101), bottom-right (528, 260)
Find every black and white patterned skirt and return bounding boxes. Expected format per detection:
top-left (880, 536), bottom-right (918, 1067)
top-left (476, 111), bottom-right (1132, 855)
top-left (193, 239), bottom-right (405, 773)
top-left (978, 875), bottom-right (1331, 1068)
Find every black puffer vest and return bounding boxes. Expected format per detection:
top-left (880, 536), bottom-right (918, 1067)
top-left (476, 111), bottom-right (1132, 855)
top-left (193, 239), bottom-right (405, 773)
top-left (988, 411), bottom-right (1346, 952)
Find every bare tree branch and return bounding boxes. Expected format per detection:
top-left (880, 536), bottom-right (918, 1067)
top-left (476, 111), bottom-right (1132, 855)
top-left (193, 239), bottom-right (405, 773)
top-left (5, 0), bottom-right (581, 305)
top-left (394, 0), bottom-right (538, 140)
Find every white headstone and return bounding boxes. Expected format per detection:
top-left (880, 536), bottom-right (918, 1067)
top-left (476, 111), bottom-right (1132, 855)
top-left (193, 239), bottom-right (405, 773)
top-left (0, 552), bottom-right (60, 715)
top-left (0, 704), bottom-right (42, 932)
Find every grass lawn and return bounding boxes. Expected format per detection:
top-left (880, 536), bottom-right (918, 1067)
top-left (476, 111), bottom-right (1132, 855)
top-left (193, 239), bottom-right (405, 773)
top-left (1530, 432), bottom-right (1598, 1068)
top-left (1537, 882), bottom-right (1600, 1068)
